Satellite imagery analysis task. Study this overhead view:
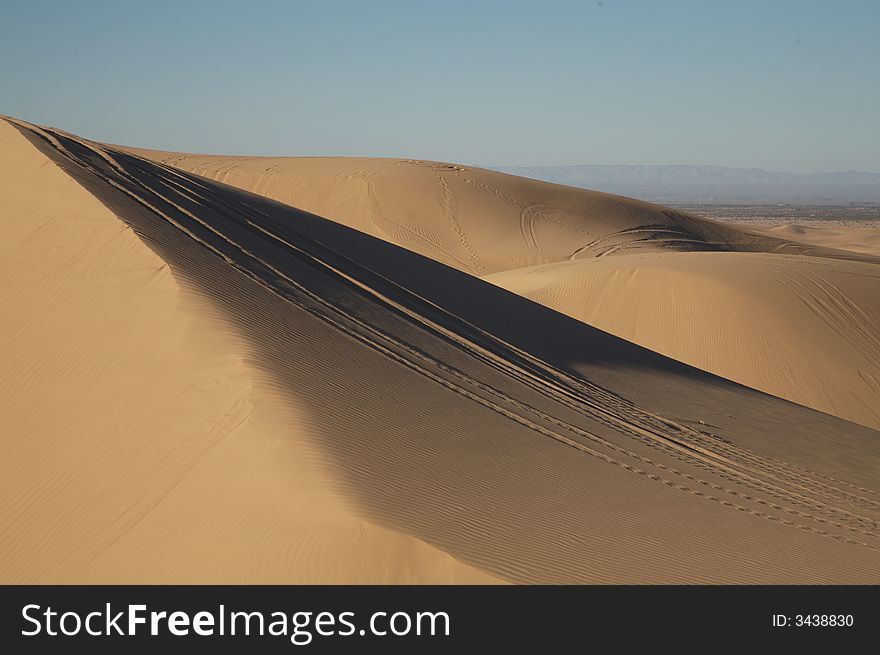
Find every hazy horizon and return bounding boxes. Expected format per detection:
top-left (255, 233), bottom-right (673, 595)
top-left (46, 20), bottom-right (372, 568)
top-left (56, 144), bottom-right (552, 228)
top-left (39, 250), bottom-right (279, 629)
top-left (487, 163), bottom-right (880, 203)
top-left (487, 162), bottom-right (880, 175)
top-left (2, 0), bottom-right (879, 173)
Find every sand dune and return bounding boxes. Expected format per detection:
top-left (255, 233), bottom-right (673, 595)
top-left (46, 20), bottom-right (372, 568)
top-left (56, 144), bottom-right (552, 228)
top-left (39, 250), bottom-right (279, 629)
top-left (123, 147), bottom-right (873, 275)
top-left (750, 222), bottom-right (880, 257)
top-left (125, 146), bottom-right (880, 430)
top-left (486, 252), bottom-right (880, 430)
top-left (0, 119), bottom-right (497, 583)
top-left (3, 116), bottom-right (880, 583)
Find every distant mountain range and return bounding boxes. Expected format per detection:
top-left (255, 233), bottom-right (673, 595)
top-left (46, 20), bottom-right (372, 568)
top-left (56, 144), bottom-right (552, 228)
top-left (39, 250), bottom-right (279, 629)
top-left (488, 165), bottom-right (880, 204)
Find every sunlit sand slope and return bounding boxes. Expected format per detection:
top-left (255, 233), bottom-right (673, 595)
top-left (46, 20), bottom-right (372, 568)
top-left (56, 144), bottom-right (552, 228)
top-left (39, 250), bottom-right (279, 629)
top-left (753, 222), bottom-right (880, 257)
top-left (486, 252), bottom-right (880, 430)
top-left (0, 119), bottom-right (498, 584)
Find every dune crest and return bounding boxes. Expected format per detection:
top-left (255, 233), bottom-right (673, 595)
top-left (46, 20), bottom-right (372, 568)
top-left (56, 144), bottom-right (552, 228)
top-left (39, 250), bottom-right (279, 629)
top-left (0, 118), bottom-right (497, 583)
top-left (126, 146), bottom-right (880, 429)
top-left (123, 147), bottom-right (871, 275)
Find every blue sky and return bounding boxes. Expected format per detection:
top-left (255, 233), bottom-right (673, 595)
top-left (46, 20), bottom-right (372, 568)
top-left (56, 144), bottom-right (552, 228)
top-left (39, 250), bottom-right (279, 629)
top-left (2, 0), bottom-right (878, 171)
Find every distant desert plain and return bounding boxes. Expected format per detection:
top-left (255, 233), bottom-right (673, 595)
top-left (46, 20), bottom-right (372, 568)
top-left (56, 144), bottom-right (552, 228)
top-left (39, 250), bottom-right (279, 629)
top-left (2, 116), bottom-right (880, 583)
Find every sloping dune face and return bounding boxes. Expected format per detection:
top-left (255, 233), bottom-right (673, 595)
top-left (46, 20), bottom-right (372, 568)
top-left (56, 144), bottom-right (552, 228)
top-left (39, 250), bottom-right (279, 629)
top-left (486, 252), bottom-right (880, 430)
top-left (127, 149), bottom-right (880, 430)
top-left (4, 117), bottom-right (880, 583)
top-left (0, 119), bottom-right (497, 583)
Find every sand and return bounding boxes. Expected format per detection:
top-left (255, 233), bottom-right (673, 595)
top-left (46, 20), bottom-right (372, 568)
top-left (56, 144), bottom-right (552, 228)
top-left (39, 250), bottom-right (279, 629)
top-left (2, 116), bottom-right (880, 583)
top-left (0, 119), bottom-right (497, 583)
top-left (740, 220), bottom-right (880, 257)
top-left (121, 147), bottom-right (874, 275)
top-left (125, 147), bottom-right (880, 431)
top-left (486, 251), bottom-right (880, 430)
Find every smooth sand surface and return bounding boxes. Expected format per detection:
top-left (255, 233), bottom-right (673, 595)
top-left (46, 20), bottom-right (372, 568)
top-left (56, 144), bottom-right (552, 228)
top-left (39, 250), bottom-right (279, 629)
top-left (744, 221), bottom-right (880, 257)
top-left (3, 116), bottom-right (880, 583)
